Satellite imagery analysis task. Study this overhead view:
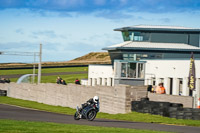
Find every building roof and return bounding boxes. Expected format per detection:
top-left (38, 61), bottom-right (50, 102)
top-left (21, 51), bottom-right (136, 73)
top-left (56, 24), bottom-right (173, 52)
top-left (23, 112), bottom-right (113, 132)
top-left (103, 41), bottom-right (200, 52)
top-left (114, 25), bottom-right (200, 33)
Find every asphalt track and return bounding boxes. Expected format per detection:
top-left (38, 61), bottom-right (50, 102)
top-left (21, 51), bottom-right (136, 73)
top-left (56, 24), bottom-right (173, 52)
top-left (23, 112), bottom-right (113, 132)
top-left (0, 104), bottom-right (200, 133)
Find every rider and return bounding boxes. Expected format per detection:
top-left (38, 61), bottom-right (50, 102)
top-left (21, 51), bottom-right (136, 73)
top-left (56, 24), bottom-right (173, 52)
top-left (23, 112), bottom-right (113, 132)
top-left (78, 96), bottom-right (99, 113)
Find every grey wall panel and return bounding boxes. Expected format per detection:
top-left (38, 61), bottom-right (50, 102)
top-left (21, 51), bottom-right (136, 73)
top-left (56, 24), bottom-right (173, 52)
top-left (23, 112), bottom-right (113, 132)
top-left (150, 33), bottom-right (188, 44)
top-left (115, 79), bottom-right (144, 86)
top-left (189, 34), bottom-right (199, 47)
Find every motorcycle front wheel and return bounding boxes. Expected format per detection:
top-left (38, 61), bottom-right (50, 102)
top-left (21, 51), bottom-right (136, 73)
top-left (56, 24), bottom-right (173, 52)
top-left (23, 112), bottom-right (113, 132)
top-left (74, 112), bottom-right (80, 120)
top-left (87, 110), bottom-right (96, 121)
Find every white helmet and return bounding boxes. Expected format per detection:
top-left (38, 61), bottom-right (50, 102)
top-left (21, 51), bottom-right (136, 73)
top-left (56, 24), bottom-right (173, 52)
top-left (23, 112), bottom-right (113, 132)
top-left (93, 96), bottom-right (99, 103)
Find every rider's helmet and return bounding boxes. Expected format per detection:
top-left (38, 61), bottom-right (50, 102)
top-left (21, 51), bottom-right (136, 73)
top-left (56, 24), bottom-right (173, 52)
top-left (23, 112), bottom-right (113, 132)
top-left (93, 96), bottom-right (99, 103)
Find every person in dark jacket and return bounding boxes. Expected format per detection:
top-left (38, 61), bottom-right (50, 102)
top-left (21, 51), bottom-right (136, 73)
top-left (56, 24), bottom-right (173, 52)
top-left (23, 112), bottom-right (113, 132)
top-left (61, 79), bottom-right (67, 85)
top-left (79, 96), bottom-right (99, 112)
top-left (75, 78), bottom-right (81, 85)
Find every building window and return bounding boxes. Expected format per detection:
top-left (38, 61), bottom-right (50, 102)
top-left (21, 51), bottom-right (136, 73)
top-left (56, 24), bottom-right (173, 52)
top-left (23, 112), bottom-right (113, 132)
top-left (122, 31), bottom-right (144, 41)
top-left (128, 63), bottom-right (137, 78)
top-left (138, 63), bottom-right (144, 78)
top-left (121, 63), bottom-right (127, 77)
top-left (123, 53), bottom-right (163, 61)
top-left (117, 61), bottom-right (145, 79)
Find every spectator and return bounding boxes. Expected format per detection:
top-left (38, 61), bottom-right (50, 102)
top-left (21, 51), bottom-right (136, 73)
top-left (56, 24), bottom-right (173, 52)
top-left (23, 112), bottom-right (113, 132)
top-left (75, 78), bottom-right (81, 85)
top-left (155, 83), bottom-right (166, 94)
top-left (56, 76), bottom-right (62, 84)
top-left (151, 86), bottom-right (156, 93)
top-left (0, 78), bottom-right (10, 83)
top-left (147, 85), bottom-right (152, 92)
top-left (147, 85), bottom-right (156, 93)
top-left (0, 78), bottom-right (5, 83)
top-left (61, 79), bottom-right (67, 85)
top-left (5, 78), bottom-right (10, 83)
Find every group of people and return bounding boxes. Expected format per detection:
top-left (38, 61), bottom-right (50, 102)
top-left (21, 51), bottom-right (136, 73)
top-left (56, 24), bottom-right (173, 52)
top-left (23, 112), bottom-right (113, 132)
top-left (0, 78), bottom-right (10, 83)
top-left (56, 77), bottom-right (81, 85)
top-left (147, 83), bottom-right (166, 94)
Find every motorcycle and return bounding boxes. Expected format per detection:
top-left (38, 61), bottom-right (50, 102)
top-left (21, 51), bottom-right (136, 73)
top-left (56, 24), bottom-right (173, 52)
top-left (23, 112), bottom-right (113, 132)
top-left (74, 102), bottom-right (99, 121)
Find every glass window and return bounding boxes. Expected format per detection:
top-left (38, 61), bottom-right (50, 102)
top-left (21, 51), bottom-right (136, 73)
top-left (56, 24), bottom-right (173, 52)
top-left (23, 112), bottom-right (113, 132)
top-left (117, 61), bottom-right (145, 79)
top-left (123, 54), bottom-right (128, 57)
top-left (128, 63), bottom-right (136, 78)
top-left (121, 63), bottom-right (127, 77)
top-left (134, 36), bottom-right (143, 41)
top-left (121, 31), bottom-right (150, 42)
top-left (122, 31), bottom-right (130, 41)
top-left (138, 63), bottom-right (144, 78)
top-left (122, 31), bottom-right (144, 41)
top-left (123, 53), bottom-right (163, 61)
top-left (129, 54), bottom-right (134, 57)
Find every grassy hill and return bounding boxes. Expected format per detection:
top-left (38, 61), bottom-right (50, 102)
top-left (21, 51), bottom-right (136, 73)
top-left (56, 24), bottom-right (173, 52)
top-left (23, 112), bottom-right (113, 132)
top-left (68, 52), bottom-right (111, 63)
top-left (0, 52), bottom-right (111, 68)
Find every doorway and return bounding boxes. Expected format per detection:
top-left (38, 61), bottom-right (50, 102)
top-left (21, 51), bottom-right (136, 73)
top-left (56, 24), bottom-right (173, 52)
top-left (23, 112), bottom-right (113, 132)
top-left (169, 78), bottom-right (173, 95)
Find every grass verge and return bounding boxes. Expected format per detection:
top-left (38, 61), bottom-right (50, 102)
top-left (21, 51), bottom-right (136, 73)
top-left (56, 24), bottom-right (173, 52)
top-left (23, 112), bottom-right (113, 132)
top-left (0, 67), bottom-right (88, 75)
top-left (0, 119), bottom-right (169, 133)
top-left (9, 72), bottom-right (88, 83)
top-left (0, 96), bottom-right (200, 127)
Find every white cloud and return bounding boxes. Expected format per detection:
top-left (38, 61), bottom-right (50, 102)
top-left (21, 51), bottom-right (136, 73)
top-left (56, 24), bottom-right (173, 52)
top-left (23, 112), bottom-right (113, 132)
top-left (94, 0), bottom-right (106, 6)
top-left (120, 0), bottom-right (128, 5)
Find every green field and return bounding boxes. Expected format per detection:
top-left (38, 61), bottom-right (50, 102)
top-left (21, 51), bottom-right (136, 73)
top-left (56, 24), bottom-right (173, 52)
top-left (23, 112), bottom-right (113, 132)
top-left (0, 67), bottom-right (88, 83)
top-left (0, 97), bottom-right (200, 127)
top-left (0, 119), bottom-right (169, 133)
top-left (0, 67), bottom-right (88, 75)
top-left (10, 73), bottom-right (88, 83)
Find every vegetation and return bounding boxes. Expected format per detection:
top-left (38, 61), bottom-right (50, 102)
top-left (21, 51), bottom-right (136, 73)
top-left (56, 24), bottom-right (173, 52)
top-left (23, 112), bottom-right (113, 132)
top-left (72, 52), bottom-right (111, 62)
top-left (0, 67), bottom-right (88, 75)
top-left (0, 66), bottom-right (88, 83)
top-left (0, 97), bottom-right (200, 127)
top-left (8, 73), bottom-right (88, 83)
top-left (0, 52), bottom-right (111, 69)
top-left (0, 119), bottom-right (169, 133)
top-left (41, 73), bottom-right (87, 83)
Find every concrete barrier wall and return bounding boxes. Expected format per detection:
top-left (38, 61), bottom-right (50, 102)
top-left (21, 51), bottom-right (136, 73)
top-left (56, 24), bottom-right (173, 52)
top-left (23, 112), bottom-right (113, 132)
top-left (0, 83), bottom-right (194, 113)
top-left (148, 92), bottom-right (193, 108)
top-left (0, 83), bottom-right (130, 114)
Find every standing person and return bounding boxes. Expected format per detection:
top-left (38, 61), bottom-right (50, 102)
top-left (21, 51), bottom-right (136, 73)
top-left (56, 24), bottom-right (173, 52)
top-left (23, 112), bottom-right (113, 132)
top-left (75, 78), bottom-right (81, 85)
top-left (61, 79), bottom-right (67, 85)
top-left (155, 83), bottom-right (166, 94)
top-left (56, 76), bottom-right (62, 84)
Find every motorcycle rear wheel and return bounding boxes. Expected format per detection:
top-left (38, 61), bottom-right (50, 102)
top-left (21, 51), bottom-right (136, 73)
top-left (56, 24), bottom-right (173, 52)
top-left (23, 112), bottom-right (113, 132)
top-left (74, 112), bottom-right (80, 120)
top-left (87, 110), bottom-right (96, 121)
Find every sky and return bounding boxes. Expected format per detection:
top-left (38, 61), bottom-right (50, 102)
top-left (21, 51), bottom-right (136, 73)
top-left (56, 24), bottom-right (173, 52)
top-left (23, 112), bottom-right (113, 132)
top-left (1, 0), bottom-right (200, 63)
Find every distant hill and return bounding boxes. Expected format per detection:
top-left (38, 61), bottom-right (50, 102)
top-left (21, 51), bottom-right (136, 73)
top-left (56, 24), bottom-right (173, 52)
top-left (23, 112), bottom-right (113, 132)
top-left (0, 52), bottom-right (111, 68)
top-left (68, 52), bottom-right (111, 63)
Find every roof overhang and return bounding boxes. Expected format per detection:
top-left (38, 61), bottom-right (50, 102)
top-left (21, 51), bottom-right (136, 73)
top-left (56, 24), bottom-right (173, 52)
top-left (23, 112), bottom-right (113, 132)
top-left (114, 25), bottom-right (200, 33)
top-left (102, 41), bottom-right (200, 53)
top-left (103, 47), bottom-right (200, 52)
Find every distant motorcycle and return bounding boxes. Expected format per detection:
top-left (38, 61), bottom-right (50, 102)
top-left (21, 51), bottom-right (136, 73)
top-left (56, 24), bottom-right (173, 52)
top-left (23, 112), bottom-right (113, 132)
top-left (74, 102), bottom-right (99, 121)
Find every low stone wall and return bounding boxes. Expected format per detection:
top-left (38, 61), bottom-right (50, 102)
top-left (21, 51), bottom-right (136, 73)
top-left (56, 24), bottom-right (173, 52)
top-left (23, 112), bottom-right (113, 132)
top-left (0, 83), bottom-right (130, 114)
top-left (0, 83), bottom-right (194, 113)
top-left (148, 92), bottom-right (193, 108)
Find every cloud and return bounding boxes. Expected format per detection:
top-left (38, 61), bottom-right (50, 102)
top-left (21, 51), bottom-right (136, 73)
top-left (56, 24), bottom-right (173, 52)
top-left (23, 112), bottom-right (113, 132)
top-left (15, 29), bottom-right (24, 34)
top-left (160, 18), bottom-right (171, 23)
top-left (95, 10), bottom-right (133, 20)
top-left (1, 0), bottom-right (200, 21)
top-left (94, 0), bottom-right (106, 6)
top-left (0, 41), bottom-right (39, 50)
top-left (0, 0), bottom-right (200, 13)
top-left (31, 30), bottom-right (57, 39)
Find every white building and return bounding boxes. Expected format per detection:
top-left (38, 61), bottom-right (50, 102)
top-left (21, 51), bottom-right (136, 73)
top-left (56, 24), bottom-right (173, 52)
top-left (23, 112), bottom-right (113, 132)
top-left (86, 25), bottom-right (200, 106)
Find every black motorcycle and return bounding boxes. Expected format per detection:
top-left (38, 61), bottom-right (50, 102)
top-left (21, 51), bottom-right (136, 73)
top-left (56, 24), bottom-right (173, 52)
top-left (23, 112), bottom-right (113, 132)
top-left (74, 102), bottom-right (99, 121)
